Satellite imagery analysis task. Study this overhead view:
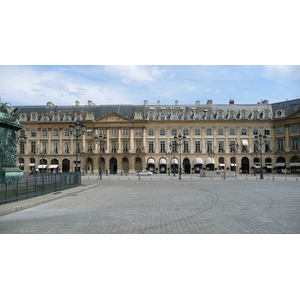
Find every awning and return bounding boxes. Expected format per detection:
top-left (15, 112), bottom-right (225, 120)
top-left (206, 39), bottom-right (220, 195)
top-left (194, 157), bottom-right (203, 165)
top-left (276, 163), bottom-right (286, 167)
top-left (19, 163), bottom-right (24, 166)
top-left (254, 165), bottom-right (260, 168)
top-left (147, 158), bottom-right (155, 164)
top-left (49, 165), bottom-right (58, 168)
top-left (171, 158), bottom-right (178, 164)
top-left (206, 157), bottom-right (215, 164)
top-left (230, 163), bottom-right (237, 166)
top-left (29, 163), bottom-right (35, 166)
top-left (219, 163), bottom-right (225, 167)
top-left (290, 162), bottom-right (300, 167)
top-left (38, 165), bottom-right (47, 168)
top-left (266, 165), bottom-right (273, 168)
top-left (159, 158), bottom-right (167, 165)
top-left (242, 140), bottom-right (248, 146)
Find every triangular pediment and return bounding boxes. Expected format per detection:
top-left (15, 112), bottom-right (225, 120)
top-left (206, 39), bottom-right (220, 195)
top-left (286, 108), bottom-right (300, 119)
top-left (95, 112), bottom-right (131, 122)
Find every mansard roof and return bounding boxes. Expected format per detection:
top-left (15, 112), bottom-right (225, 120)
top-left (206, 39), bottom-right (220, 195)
top-left (17, 98), bottom-right (300, 121)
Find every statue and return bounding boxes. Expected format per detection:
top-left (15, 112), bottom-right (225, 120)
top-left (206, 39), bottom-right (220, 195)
top-left (0, 102), bottom-right (24, 180)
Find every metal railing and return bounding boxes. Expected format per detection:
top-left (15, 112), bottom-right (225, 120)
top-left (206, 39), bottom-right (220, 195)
top-left (0, 172), bottom-right (81, 204)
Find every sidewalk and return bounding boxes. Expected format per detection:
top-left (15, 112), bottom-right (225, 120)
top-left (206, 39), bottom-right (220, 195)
top-left (0, 183), bottom-right (99, 217)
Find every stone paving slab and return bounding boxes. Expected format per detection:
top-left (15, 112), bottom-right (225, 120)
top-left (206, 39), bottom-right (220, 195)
top-left (0, 175), bottom-right (299, 234)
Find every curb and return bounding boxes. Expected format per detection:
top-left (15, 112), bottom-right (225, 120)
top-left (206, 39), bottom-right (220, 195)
top-left (0, 184), bottom-right (99, 217)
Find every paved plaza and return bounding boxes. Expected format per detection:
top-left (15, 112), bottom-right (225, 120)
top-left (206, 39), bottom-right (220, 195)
top-left (0, 174), bottom-right (299, 233)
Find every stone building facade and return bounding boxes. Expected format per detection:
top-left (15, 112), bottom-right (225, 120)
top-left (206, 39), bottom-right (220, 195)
top-left (15, 98), bottom-right (300, 174)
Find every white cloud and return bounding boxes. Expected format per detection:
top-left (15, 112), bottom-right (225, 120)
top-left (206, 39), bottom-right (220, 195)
top-left (103, 65), bottom-right (157, 84)
top-left (263, 65), bottom-right (300, 80)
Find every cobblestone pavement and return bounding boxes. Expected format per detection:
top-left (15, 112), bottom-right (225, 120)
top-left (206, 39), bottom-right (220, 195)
top-left (0, 174), bottom-right (299, 233)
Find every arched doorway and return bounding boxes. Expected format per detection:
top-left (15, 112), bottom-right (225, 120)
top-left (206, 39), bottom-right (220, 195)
top-left (147, 158), bottom-right (155, 173)
top-left (218, 157), bottom-right (225, 170)
top-left (290, 156), bottom-right (300, 174)
top-left (171, 157), bottom-right (178, 174)
top-left (50, 158), bottom-right (59, 173)
top-left (62, 158), bottom-right (70, 173)
top-left (159, 157), bottom-right (167, 173)
top-left (206, 157), bottom-right (215, 171)
top-left (194, 157), bottom-right (203, 173)
top-left (122, 157), bottom-right (129, 173)
top-left (39, 158), bottom-right (47, 173)
top-left (29, 157), bottom-right (36, 171)
top-left (86, 158), bottom-right (93, 174)
top-left (230, 157), bottom-right (237, 172)
top-left (135, 157), bottom-right (142, 173)
top-left (109, 157), bottom-right (117, 174)
top-left (265, 157), bottom-right (272, 173)
top-left (241, 157), bottom-right (249, 174)
top-left (18, 157), bottom-right (24, 170)
top-left (98, 157), bottom-right (105, 175)
top-left (183, 158), bottom-right (191, 174)
top-left (276, 157), bottom-right (286, 173)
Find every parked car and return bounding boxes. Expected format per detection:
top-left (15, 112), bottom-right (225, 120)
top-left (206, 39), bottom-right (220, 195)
top-left (137, 171), bottom-right (153, 176)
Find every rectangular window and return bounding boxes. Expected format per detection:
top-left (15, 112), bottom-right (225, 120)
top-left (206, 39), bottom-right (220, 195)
top-left (183, 113), bottom-right (188, 121)
top-left (64, 142), bottom-right (69, 154)
top-left (64, 130), bottom-right (70, 137)
top-left (218, 112), bottom-right (222, 120)
top-left (171, 112), bottom-right (176, 120)
top-left (230, 128), bottom-right (235, 135)
top-left (183, 129), bottom-right (189, 136)
top-left (160, 129), bottom-right (166, 136)
top-left (171, 129), bottom-right (177, 136)
top-left (53, 129), bottom-right (58, 137)
top-left (31, 130), bottom-right (36, 137)
top-left (99, 129), bottom-right (105, 136)
top-left (123, 140), bottom-right (129, 153)
top-left (148, 141), bottom-right (154, 153)
top-left (87, 141), bottom-right (93, 153)
top-left (160, 141), bottom-right (166, 153)
top-left (30, 142), bottom-right (36, 154)
top-left (111, 129), bottom-right (117, 136)
top-left (136, 141), bottom-right (141, 153)
top-left (265, 111), bottom-right (269, 120)
top-left (230, 141), bottom-right (236, 153)
top-left (206, 141), bottom-right (212, 152)
top-left (148, 129), bottom-right (154, 136)
top-left (253, 128), bottom-right (258, 136)
top-left (183, 140), bottom-right (189, 153)
top-left (264, 129), bottom-right (270, 136)
top-left (111, 140), bottom-right (117, 153)
top-left (277, 127), bottom-right (283, 134)
top-left (277, 139), bottom-right (284, 151)
top-left (194, 112), bottom-right (200, 120)
top-left (206, 113), bottom-right (211, 120)
top-left (160, 114), bottom-right (165, 121)
top-left (195, 141), bottom-right (201, 153)
top-left (87, 130), bottom-right (93, 136)
top-left (20, 143), bottom-right (25, 155)
top-left (292, 125), bottom-right (298, 133)
top-left (41, 141), bottom-right (47, 154)
top-left (241, 128), bottom-right (247, 135)
top-left (241, 112), bottom-right (246, 120)
top-left (52, 142), bottom-right (58, 154)
top-left (42, 130), bottom-right (47, 137)
top-left (218, 128), bottom-right (223, 135)
top-left (265, 140), bottom-right (271, 152)
top-left (194, 129), bottom-right (200, 135)
top-left (135, 129), bottom-right (141, 136)
top-left (171, 140), bottom-right (178, 153)
top-left (218, 141), bottom-right (224, 153)
top-left (292, 138), bottom-right (299, 150)
top-left (206, 128), bottom-right (212, 135)
top-left (122, 128), bottom-right (128, 136)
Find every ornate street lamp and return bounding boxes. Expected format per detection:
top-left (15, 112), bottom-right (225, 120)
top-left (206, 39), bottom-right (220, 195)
top-left (254, 133), bottom-right (268, 179)
top-left (172, 134), bottom-right (186, 179)
top-left (94, 134), bottom-right (107, 179)
top-left (17, 133), bottom-right (28, 170)
top-left (69, 121), bottom-right (86, 172)
top-left (230, 142), bottom-right (239, 176)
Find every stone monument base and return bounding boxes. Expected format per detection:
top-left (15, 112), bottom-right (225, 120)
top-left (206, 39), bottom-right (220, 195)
top-left (1, 167), bottom-right (24, 181)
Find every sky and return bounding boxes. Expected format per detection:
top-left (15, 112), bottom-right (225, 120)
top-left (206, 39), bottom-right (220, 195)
top-left (1, 65), bottom-right (300, 107)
